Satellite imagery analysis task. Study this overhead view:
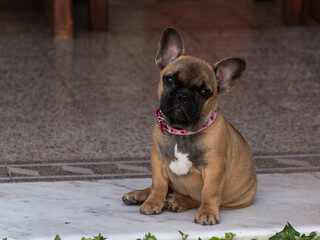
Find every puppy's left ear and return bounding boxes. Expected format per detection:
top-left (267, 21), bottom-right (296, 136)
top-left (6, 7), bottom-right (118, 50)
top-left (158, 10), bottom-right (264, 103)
top-left (213, 58), bottom-right (246, 93)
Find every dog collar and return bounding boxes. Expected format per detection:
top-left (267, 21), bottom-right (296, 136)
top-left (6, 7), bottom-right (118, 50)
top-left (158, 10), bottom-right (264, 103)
top-left (154, 108), bottom-right (218, 135)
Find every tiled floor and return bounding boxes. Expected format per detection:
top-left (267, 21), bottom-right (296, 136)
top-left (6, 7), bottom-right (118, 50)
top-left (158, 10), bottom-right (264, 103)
top-left (0, 0), bottom-right (320, 182)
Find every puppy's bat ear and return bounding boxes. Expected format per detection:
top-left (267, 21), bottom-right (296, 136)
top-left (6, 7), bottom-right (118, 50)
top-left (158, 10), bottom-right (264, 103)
top-left (155, 27), bottom-right (184, 69)
top-left (213, 58), bottom-right (246, 94)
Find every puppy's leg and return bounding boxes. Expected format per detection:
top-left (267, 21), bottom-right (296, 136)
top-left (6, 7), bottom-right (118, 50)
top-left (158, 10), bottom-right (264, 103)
top-left (166, 192), bottom-right (200, 212)
top-left (122, 186), bottom-right (151, 205)
top-left (195, 160), bottom-right (225, 225)
top-left (140, 146), bottom-right (169, 215)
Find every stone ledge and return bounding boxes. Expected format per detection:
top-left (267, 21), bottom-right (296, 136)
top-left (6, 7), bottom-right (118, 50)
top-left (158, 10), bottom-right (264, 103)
top-left (1, 173), bottom-right (320, 240)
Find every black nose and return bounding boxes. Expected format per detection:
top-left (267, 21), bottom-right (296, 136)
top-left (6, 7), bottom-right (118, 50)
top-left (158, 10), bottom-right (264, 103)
top-left (175, 92), bottom-right (189, 105)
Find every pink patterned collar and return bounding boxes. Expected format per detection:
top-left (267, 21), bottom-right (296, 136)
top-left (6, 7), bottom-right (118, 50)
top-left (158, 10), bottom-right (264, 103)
top-left (154, 108), bottom-right (218, 135)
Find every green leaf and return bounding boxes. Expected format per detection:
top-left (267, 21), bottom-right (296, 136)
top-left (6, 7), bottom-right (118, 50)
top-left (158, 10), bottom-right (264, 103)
top-left (179, 230), bottom-right (189, 240)
top-left (208, 237), bottom-right (222, 240)
top-left (270, 222), bottom-right (300, 240)
top-left (54, 235), bottom-right (62, 240)
top-left (93, 233), bottom-right (107, 240)
top-left (136, 233), bottom-right (157, 240)
top-left (94, 233), bottom-right (100, 240)
top-left (287, 222), bottom-right (300, 240)
top-left (296, 231), bottom-right (318, 240)
top-left (225, 232), bottom-right (236, 240)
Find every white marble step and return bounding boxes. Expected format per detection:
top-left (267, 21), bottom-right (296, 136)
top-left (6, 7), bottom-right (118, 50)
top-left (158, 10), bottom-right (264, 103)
top-left (1, 173), bottom-right (320, 240)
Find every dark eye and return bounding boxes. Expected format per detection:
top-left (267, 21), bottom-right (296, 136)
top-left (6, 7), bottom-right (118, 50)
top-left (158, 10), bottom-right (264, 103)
top-left (163, 75), bottom-right (174, 87)
top-left (200, 88), bottom-right (211, 98)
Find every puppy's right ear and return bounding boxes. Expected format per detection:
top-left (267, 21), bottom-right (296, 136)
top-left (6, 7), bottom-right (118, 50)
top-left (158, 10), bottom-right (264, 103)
top-left (155, 27), bottom-right (184, 69)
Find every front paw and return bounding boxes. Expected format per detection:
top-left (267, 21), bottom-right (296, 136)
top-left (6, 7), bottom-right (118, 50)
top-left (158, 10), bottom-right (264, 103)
top-left (165, 193), bottom-right (199, 212)
top-left (122, 188), bottom-right (150, 205)
top-left (195, 207), bottom-right (220, 225)
top-left (140, 198), bottom-right (165, 215)
top-left (166, 193), bottom-right (186, 212)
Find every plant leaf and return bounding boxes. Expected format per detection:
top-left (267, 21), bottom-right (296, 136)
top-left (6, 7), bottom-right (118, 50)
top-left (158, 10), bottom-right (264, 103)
top-left (54, 235), bottom-right (62, 240)
top-left (225, 232), bottom-right (236, 240)
top-left (270, 222), bottom-right (300, 240)
top-left (208, 237), bottom-right (222, 240)
top-left (93, 233), bottom-right (107, 240)
top-left (296, 232), bottom-right (318, 240)
top-left (287, 222), bottom-right (300, 240)
top-left (178, 230), bottom-right (189, 240)
top-left (136, 233), bottom-right (157, 240)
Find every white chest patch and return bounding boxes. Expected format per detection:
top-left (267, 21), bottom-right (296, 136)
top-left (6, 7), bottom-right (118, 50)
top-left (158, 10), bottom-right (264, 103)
top-left (169, 144), bottom-right (193, 176)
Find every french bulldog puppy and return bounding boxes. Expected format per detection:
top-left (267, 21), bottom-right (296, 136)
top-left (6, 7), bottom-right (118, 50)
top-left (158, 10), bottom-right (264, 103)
top-left (122, 27), bottom-right (257, 225)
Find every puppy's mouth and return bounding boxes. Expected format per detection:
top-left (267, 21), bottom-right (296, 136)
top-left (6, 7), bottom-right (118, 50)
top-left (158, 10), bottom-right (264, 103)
top-left (168, 108), bottom-right (188, 123)
top-left (160, 106), bottom-right (191, 129)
